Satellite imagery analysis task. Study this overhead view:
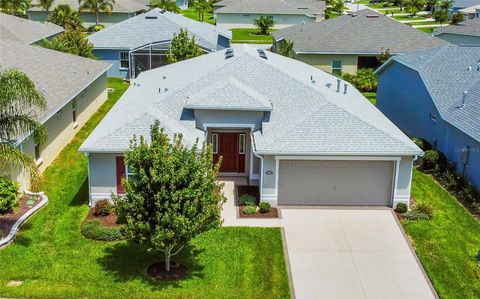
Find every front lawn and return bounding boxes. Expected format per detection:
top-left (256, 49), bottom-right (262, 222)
top-left (402, 169), bottom-right (480, 299)
top-left (361, 92), bottom-right (376, 105)
top-left (0, 78), bottom-right (290, 298)
top-left (231, 28), bottom-right (274, 44)
top-left (181, 8), bottom-right (215, 25)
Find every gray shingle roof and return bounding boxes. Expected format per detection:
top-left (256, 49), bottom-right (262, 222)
top-left (29, 0), bottom-right (147, 13)
top-left (87, 8), bottom-right (232, 51)
top-left (215, 0), bottom-right (325, 16)
top-left (452, 0), bottom-right (480, 8)
top-left (0, 29), bottom-right (111, 124)
top-left (80, 45), bottom-right (420, 156)
top-left (377, 45), bottom-right (480, 143)
top-left (434, 18), bottom-right (480, 38)
top-left (273, 9), bottom-right (448, 54)
top-left (0, 13), bottom-right (63, 44)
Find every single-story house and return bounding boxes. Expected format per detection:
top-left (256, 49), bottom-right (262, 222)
top-left (79, 45), bottom-right (421, 208)
top-left (376, 45), bottom-right (480, 191)
top-left (272, 9), bottom-right (448, 75)
top-left (433, 18), bottom-right (480, 45)
top-left (88, 8), bottom-right (232, 79)
top-left (28, 0), bottom-right (148, 28)
top-left (1, 15), bottom-right (110, 190)
top-left (214, 0), bottom-right (325, 30)
top-left (0, 12), bottom-right (63, 44)
top-left (458, 4), bottom-right (480, 19)
top-left (450, 0), bottom-right (480, 18)
top-left (176, 0), bottom-right (189, 9)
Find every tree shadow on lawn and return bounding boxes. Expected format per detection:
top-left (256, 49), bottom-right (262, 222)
top-left (97, 242), bottom-right (205, 290)
top-left (69, 179), bottom-right (89, 207)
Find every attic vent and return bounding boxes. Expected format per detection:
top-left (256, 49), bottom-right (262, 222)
top-left (366, 14), bottom-right (379, 18)
top-left (225, 48), bottom-right (234, 59)
top-left (159, 9), bottom-right (166, 14)
top-left (145, 16), bottom-right (158, 19)
top-left (257, 49), bottom-right (268, 60)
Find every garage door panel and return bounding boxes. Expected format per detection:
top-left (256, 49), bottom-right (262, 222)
top-left (278, 160), bottom-right (394, 206)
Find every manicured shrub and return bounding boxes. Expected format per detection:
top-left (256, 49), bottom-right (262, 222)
top-left (421, 150), bottom-right (446, 173)
top-left (87, 24), bottom-right (105, 32)
top-left (394, 203), bottom-right (408, 213)
top-left (80, 220), bottom-right (125, 241)
top-left (403, 210), bottom-right (429, 220)
top-left (411, 137), bottom-right (432, 151)
top-left (94, 199), bottom-right (113, 216)
top-left (243, 206), bottom-right (257, 215)
top-left (259, 201), bottom-right (271, 213)
top-left (451, 12), bottom-right (464, 24)
top-left (342, 69), bottom-right (377, 92)
top-left (472, 202), bottom-right (480, 212)
top-left (414, 202), bottom-right (434, 218)
top-left (0, 177), bottom-right (19, 214)
top-left (239, 194), bottom-right (256, 206)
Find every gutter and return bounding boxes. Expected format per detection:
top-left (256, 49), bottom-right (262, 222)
top-left (250, 132), bottom-right (264, 200)
top-left (254, 150), bottom-right (424, 156)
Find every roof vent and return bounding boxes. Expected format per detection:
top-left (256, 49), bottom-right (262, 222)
top-left (159, 9), bottom-right (166, 14)
top-left (366, 14), bottom-right (379, 18)
top-left (257, 49), bottom-right (268, 60)
top-left (225, 48), bottom-right (234, 59)
top-left (459, 90), bottom-right (467, 108)
top-left (145, 16), bottom-right (158, 19)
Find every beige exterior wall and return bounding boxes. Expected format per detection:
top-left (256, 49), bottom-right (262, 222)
top-left (216, 13), bottom-right (316, 29)
top-left (15, 73), bottom-right (108, 190)
top-left (295, 53), bottom-right (360, 74)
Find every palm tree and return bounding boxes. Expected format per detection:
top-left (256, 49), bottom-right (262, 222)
top-left (48, 4), bottom-right (83, 29)
top-left (37, 0), bottom-right (54, 13)
top-left (79, 0), bottom-right (115, 26)
top-left (150, 0), bottom-right (179, 13)
top-left (0, 69), bottom-right (47, 190)
top-left (192, 0), bottom-right (210, 22)
top-left (254, 16), bottom-right (274, 35)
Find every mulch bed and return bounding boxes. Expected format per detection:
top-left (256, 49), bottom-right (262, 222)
top-left (85, 208), bottom-right (121, 227)
top-left (147, 262), bottom-right (188, 281)
top-left (239, 206), bottom-right (279, 218)
top-left (0, 195), bottom-right (41, 239)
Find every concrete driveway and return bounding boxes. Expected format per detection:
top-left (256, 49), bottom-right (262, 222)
top-left (281, 209), bottom-right (436, 299)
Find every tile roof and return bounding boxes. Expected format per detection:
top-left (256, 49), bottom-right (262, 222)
top-left (80, 45), bottom-right (420, 156)
top-left (434, 18), bottom-right (480, 38)
top-left (87, 8), bottom-right (232, 51)
top-left (29, 0), bottom-right (147, 13)
top-left (0, 13), bottom-right (63, 44)
top-left (215, 0), bottom-right (325, 16)
top-left (377, 45), bottom-right (480, 142)
top-left (0, 29), bottom-right (111, 125)
top-left (273, 9), bottom-right (448, 54)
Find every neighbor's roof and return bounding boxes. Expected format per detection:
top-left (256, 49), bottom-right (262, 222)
top-left (434, 18), bottom-right (480, 38)
top-left (273, 9), bottom-right (448, 54)
top-left (452, 0), bottom-right (480, 8)
top-left (376, 45), bottom-right (480, 143)
top-left (29, 0), bottom-right (147, 13)
top-left (0, 28), bottom-right (111, 126)
top-left (215, 0), bottom-right (325, 17)
top-left (459, 4), bottom-right (480, 13)
top-left (0, 13), bottom-right (63, 44)
top-left (80, 45), bottom-right (420, 156)
top-left (87, 9), bottom-right (232, 51)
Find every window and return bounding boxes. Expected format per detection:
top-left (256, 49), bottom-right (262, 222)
top-left (429, 113), bottom-right (437, 122)
top-left (239, 134), bottom-right (245, 154)
top-left (211, 133), bottom-right (218, 154)
top-left (126, 165), bottom-right (135, 178)
top-left (34, 143), bottom-right (41, 161)
top-left (267, 15), bottom-right (274, 21)
top-left (72, 99), bottom-right (77, 125)
top-left (119, 52), bottom-right (129, 69)
top-left (332, 60), bottom-right (342, 76)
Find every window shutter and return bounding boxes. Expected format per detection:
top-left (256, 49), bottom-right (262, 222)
top-left (116, 156), bottom-right (126, 194)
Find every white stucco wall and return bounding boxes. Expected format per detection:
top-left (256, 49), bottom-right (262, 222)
top-left (215, 13), bottom-right (316, 29)
top-left (88, 153), bottom-right (119, 205)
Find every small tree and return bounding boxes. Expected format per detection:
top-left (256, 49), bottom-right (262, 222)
top-left (167, 29), bottom-right (203, 63)
top-left (41, 28), bottom-right (95, 58)
top-left (254, 16), bottom-right (274, 35)
top-left (405, 0), bottom-right (426, 16)
top-left (451, 12), bottom-right (464, 24)
top-left (37, 0), bottom-right (53, 14)
top-left (434, 9), bottom-right (448, 26)
top-left (49, 4), bottom-right (83, 29)
top-left (150, 0), bottom-right (179, 13)
top-left (192, 0), bottom-right (210, 22)
top-left (377, 48), bottom-right (391, 64)
top-left (277, 39), bottom-right (294, 58)
top-left (114, 120), bottom-right (225, 272)
top-left (79, 0), bottom-right (115, 26)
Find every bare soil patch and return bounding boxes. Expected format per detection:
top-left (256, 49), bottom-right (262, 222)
top-left (85, 208), bottom-right (121, 227)
top-left (0, 195), bottom-right (41, 239)
top-left (147, 262), bottom-right (188, 281)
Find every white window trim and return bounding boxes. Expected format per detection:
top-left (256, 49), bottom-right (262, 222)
top-left (119, 51), bottom-right (129, 70)
top-left (332, 60), bottom-right (342, 74)
top-left (211, 133), bottom-right (219, 154)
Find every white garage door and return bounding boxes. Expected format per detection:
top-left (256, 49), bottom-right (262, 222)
top-left (278, 160), bottom-right (394, 206)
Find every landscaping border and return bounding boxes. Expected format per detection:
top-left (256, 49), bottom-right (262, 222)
top-left (0, 193), bottom-right (48, 249)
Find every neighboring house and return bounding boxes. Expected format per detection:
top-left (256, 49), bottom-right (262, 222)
top-left (28, 0), bottom-right (148, 28)
top-left (376, 45), bottom-right (480, 191)
top-left (433, 18), bottom-right (480, 45)
top-left (450, 0), bottom-right (480, 17)
top-left (0, 16), bottom-right (110, 190)
top-left (214, 0), bottom-right (325, 29)
top-left (0, 12), bottom-right (63, 44)
top-left (80, 45), bottom-right (421, 208)
top-left (88, 8), bottom-right (232, 79)
top-left (272, 9), bottom-right (448, 75)
top-left (176, 0), bottom-right (189, 9)
top-left (458, 4), bottom-right (480, 19)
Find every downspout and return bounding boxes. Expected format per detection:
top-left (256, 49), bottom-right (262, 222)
top-left (250, 132), bottom-right (264, 201)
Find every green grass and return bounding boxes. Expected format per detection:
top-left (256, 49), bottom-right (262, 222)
top-left (0, 78), bottom-right (290, 298)
top-left (402, 169), bottom-right (480, 299)
top-left (181, 8), bottom-right (215, 25)
top-left (407, 21), bottom-right (439, 26)
top-left (362, 92), bottom-right (377, 105)
top-left (393, 15), bottom-right (428, 21)
top-left (231, 28), bottom-right (274, 44)
top-left (417, 27), bottom-right (436, 33)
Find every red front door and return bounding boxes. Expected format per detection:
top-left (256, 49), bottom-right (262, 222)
top-left (212, 132), bottom-right (246, 173)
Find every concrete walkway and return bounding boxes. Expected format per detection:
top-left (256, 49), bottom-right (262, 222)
top-left (220, 180), bottom-right (437, 299)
